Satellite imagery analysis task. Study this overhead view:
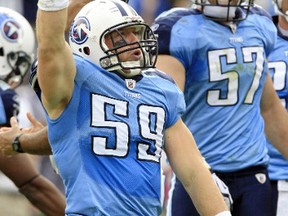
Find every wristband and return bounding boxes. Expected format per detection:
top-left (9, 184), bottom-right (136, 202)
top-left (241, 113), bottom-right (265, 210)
top-left (12, 134), bottom-right (25, 153)
top-left (215, 211), bottom-right (232, 216)
top-left (38, 0), bottom-right (69, 11)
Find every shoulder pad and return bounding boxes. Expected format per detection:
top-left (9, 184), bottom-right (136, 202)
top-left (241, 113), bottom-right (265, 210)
top-left (143, 69), bottom-right (176, 84)
top-left (249, 4), bottom-right (273, 20)
top-left (154, 7), bottom-right (200, 25)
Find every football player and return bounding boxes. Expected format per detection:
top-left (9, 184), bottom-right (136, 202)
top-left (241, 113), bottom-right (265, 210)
top-left (267, 0), bottom-right (288, 215)
top-left (152, 0), bottom-right (288, 215)
top-left (32, 0), bottom-right (230, 215)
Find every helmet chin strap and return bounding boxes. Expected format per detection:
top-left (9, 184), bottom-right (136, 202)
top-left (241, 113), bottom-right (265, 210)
top-left (283, 15), bottom-right (288, 23)
top-left (278, 24), bottom-right (288, 37)
top-left (117, 60), bottom-right (143, 78)
top-left (102, 58), bottom-right (143, 78)
top-left (203, 3), bottom-right (237, 21)
top-left (121, 60), bottom-right (142, 68)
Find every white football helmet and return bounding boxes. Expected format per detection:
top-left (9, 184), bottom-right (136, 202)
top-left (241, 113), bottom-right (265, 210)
top-left (69, 0), bottom-right (158, 78)
top-left (192, 0), bottom-right (254, 22)
top-left (0, 7), bottom-right (35, 88)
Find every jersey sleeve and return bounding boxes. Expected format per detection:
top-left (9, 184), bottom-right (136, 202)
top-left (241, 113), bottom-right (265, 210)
top-left (0, 88), bottom-right (19, 127)
top-left (152, 8), bottom-right (200, 71)
top-left (152, 8), bottom-right (193, 55)
top-left (165, 83), bottom-right (186, 128)
top-left (147, 69), bottom-right (186, 128)
top-left (249, 6), bottom-right (277, 55)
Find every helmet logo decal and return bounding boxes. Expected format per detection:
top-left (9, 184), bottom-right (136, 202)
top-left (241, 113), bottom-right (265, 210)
top-left (1, 19), bottom-right (20, 42)
top-left (70, 16), bottom-right (90, 45)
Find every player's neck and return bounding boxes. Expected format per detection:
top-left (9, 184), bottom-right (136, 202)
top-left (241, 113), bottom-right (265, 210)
top-left (221, 21), bottom-right (238, 33)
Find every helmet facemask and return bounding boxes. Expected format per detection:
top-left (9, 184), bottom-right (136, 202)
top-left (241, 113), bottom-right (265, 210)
top-left (99, 22), bottom-right (158, 77)
top-left (4, 51), bottom-right (32, 88)
top-left (193, 0), bottom-right (254, 22)
top-left (0, 7), bottom-right (35, 89)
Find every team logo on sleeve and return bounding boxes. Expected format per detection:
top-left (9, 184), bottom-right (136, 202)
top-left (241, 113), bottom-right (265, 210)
top-left (1, 18), bottom-right (21, 42)
top-left (70, 16), bottom-right (90, 45)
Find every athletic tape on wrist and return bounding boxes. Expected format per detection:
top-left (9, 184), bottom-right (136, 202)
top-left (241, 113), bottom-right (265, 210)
top-left (215, 211), bottom-right (232, 216)
top-left (38, 0), bottom-right (69, 11)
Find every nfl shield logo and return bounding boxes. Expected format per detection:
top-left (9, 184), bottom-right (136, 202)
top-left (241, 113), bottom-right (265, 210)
top-left (125, 79), bottom-right (136, 90)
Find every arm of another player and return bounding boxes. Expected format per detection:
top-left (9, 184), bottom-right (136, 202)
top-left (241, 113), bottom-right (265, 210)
top-left (261, 75), bottom-right (288, 159)
top-left (0, 154), bottom-right (65, 216)
top-left (36, 0), bottom-right (76, 119)
top-left (66, 0), bottom-right (91, 31)
top-left (158, 54), bottom-right (233, 211)
top-left (0, 113), bottom-right (51, 155)
top-left (156, 54), bottom-right (186, 91)
top-left (164, 118), bottom-right (231, 216)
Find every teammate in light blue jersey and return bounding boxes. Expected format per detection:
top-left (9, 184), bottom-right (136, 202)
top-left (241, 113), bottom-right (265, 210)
top-left (35, 0), bottom-right (230, 215)
top-left (152, 0), bottom-right (288, 215)
top-left (267, 1), bottom-right (288, 215)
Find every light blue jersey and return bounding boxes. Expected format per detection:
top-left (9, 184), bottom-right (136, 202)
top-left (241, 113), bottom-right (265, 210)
top-left (153, 7), bottom-right (277, 172)
top-left (46, 55), bottom-right (185, 215)
top-left (267, 31), bottom-right (288, 180)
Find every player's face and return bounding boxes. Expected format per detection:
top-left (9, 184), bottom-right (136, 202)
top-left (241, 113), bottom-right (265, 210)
top-left (208, 0), bottom-right (240, 5)
top-left (104, 26), bottom-right (143, 63)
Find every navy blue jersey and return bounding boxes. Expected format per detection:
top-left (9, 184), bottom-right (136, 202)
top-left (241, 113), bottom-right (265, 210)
top-left (152, 7), bottom-right (277, 172)
top-left (267, 31), bottom-right (288, 180)
top-left (46, 55), bottom-right (185, 215)
top-left (0, 81), bottom-right (19, 127)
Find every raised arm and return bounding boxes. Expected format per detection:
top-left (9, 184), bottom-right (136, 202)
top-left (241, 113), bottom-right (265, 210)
top-left (66, 0), bottom-right (91, 31)
top-left (164, 118), bottom-right (230, 216)
top-left (156, 55), bottom-right (186, 91)
top-left (36, 1), bottom-right (76, 119)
